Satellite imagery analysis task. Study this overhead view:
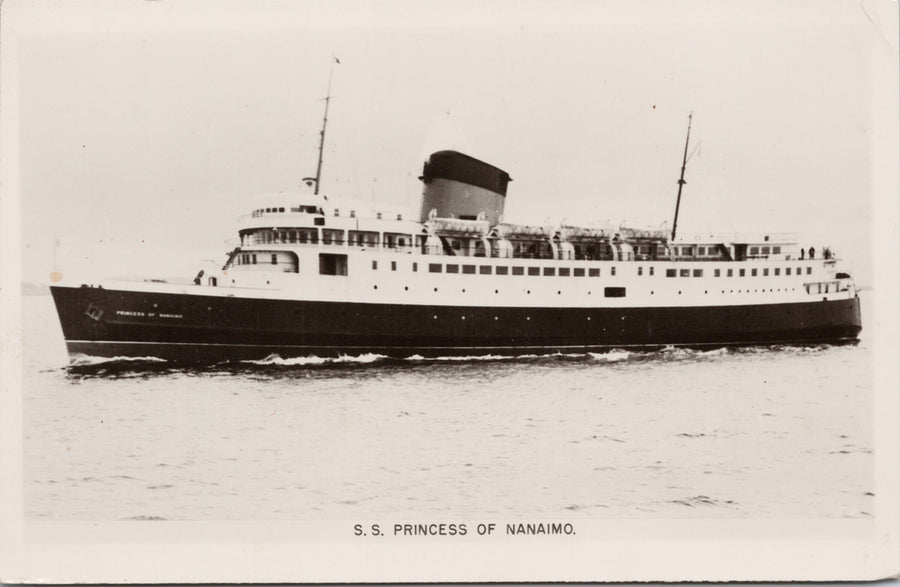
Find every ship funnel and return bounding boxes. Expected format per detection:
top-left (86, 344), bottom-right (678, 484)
top-left (418, 150), bottom-right (511, 224)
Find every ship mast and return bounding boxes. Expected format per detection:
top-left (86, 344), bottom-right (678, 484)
top-left (312, 56), bottom-right (338, 195)
top-left (670, 112), bottom-right (693, 242)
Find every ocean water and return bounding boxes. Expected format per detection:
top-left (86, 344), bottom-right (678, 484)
top-left (21, 293), bottom-right (874, 521)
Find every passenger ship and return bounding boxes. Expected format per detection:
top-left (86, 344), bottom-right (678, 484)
top-left (50, 125), bottom-right (862, 363)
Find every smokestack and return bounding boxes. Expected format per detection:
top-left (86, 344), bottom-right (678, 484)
top-left (418, 151), bottom-right (512, 224)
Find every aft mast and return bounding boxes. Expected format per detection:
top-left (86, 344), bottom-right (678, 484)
top-left (670, 112), bottom-right (693, 241)
top-left (311, 55), bottom-right (339, 195)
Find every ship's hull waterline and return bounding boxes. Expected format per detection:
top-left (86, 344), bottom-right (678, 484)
top-left (51, 285), bottom-right (862, 363)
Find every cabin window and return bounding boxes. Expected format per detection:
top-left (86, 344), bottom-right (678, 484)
top-left (372, 260), bottom-right (378, 270)
top-left (589, 268), bottom-right (600, 277)
top-left (750, 246), bottom-right (759, 255)
top-left (637, 267), bottom-right (643, 276)
top-left (319, 253), bottom-right (348, 276)
top-left (807, 267), bottom-right (812, 274)
top-left (559, 267), bottom-right (570, 277)
top-left (543, 267), bottom-right (555, 276)
top-left (462, 265), bottom-right (476, 274)
top-left (714, 269), bottom-right (720, 277)
top-left (209, 277), bottom-right (217, 286)
top-left (428, 263), bottom-right (442, 273)
top-left (512, 266), bottom-right (525, 276)
top-left (452, 240), bottom-right (461, 251)
top-left (528, 267), bottom-right (540, 276)
top-left (574, 268), bottom-right (585, 277)
top-left (412, 262), bottom-right (418, 272)
top-left (761, 246), bottom-right (770, 255)
top-left (763, 268), bottom-right (769, 276)
top-left (349, 230), bottom-right (379, 247)
top-left (693, 269), bottom-right (703, 277)
top-left (682, 246), bottom-right (693, 256)
top-left (480, 265), bottom-right (492, 275)
top-left (279, 207), bottom-right (285, 213)
top-left (774, 268), bottom-right (780, 276)
top-left (446, 264), bottom-right (459, 274)
top-left (496, 266), bottom-right (509, 275)
top-left (271, 254), bottom-right (277, 265)
top-left (296, 228), bottom-right (318, 244)
top-left (773, 246), bottom-right (781, 254)
top-left (751, 268), bottom-right (757, 276)
top-left (727, 269), bottom-right (733, 277)
top-left (323, 229), bottom-right (344, 245)
top-left (739, 269), bottom-right (745, 277)
top-left (384, 232), bottom-right (412, 249)
top-left (680, 269), bottom-right (689, 277)
top-left (391, 261), bottom-right (397, 271)
top-left (604, 287), bottom-right (626, 297)
top-left (786, 267), bottom-right (791, 275)
top-left (666, 269), bottom-right (677, 277)
top-left (649, 267), bottom-right (654, 276)
top-left (611, 267), bottom-right (616, 276)
top-left (252, 254), bottom-right (257, 264)
top-left (698, 247), bottom-right (706, 255)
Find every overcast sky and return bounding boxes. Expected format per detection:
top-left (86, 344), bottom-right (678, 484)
top-left (6, 0), bottom-right (898, 286)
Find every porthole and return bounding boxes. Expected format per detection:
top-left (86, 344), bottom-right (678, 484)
top-left (587, 316), bottom-right (591, 321)
top-left (404, 286), bottom-right (408, 291)
top-left (494, 316), bottom-right (498, 320)
top-left (494, 289), bottom-right (499, 294)
top-left (434, 287), bottom-right (438, 292)
top-left (433, 315), bottom-right (438, 319)
top-left (461, 316), bottom-right (466, 320)
top-left (462, 288), bottom-right (466, 293)
top-left (526, 316), bottom-right (531, 321)
top-left (557, 290), bottom-right (561, 295)
top-left (527, 290), bottom-right (531, 294)
top-left (374, 285), bottom-right (378, 289)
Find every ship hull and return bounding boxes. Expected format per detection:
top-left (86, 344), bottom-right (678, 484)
top-left (50, 285), bottom-right (862, 363)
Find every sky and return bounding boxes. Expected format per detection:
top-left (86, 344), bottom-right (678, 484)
top-left (5, 0), bottom-right (898, 287)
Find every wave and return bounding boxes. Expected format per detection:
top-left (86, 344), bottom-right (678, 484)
top-left (243, 352), bottom-right (389, 366)
top-left (68, 353), bottom-right (167, 366)
top-left (587, 349), bottom-right (632, 362)
top-left (62, 342), bottom-right (843, 375)
top-left (405, 353), bottom-right (538, 362)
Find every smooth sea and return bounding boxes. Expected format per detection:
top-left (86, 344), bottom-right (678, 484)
top-left (21, 292), bottom-right (874, 521)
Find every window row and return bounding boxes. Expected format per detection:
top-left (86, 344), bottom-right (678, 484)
top-left (748, 245), bottom-right (782, 256)
top-left (665, 266), bottom-right (813, 278)
top-left (422, 263), bottom-right (616, 277)
top-left (251, 205), bottom-right (324, 218)
top-left (242, 228), bottom-right (415, 248)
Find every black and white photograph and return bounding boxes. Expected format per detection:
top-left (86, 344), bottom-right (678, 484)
top-left (1, 0), bottom-right (898, 582)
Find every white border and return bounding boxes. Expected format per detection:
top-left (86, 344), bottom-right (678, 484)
top-left (1, 0), bottom-right (898, 582)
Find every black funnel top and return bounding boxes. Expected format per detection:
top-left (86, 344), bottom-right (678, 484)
top-left (419, 151), bottom-right (512, 196)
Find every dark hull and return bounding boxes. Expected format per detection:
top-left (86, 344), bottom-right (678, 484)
top-left (50, 285), bottom-right (862, 363)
